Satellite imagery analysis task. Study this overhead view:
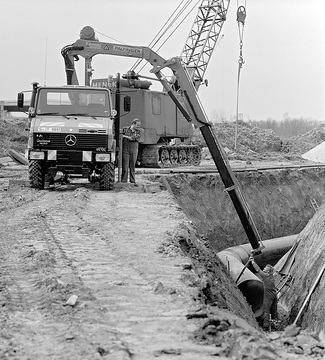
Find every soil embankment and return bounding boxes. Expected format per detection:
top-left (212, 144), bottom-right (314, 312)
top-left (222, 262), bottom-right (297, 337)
top-left (161, 167), bottom-right (325, 252)
top-left (279, 202), bottom-right (325, 332)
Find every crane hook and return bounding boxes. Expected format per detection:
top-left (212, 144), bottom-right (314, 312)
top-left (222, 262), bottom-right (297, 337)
top-left (237, 5), bottom-right (246, 25)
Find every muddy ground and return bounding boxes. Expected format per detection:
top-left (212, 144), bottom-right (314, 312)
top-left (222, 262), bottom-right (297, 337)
top-left (1, 161), bottom-right (325, 359)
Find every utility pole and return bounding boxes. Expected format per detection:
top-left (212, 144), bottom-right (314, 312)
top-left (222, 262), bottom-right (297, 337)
top-left (44, 37), bottom-right (48, 86)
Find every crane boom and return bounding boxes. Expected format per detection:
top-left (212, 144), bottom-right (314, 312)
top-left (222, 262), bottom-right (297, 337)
top-left (181, 0), bottom-right (230, 89)
top-left (61, 26), bottom-right (263, 253)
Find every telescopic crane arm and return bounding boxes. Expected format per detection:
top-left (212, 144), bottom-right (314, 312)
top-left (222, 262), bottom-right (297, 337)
top-left (61, 26), bottom-right (263, 253)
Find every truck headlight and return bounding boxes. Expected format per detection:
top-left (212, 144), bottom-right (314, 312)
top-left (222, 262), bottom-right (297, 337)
top-left (30, 151), bottom-right (45, 160)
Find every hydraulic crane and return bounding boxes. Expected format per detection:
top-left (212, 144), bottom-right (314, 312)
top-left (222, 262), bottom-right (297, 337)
top-left (61, 25), bottom-right (263, 253)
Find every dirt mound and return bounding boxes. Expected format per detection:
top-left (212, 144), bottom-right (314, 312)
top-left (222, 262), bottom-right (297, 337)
top-left (214, 121), bottom-right (282, 152)
top-left (0, 117), bottom-right (28, 158)
top-left (198, 121), bottom-right (325, 162)
top-left (195, 121), bottom-right (289, 162)
top-left (288, 123), bottom-right (325, 154)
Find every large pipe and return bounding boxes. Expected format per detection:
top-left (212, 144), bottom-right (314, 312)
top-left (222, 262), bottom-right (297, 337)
top-left (217, 234), bottom-right (298, 317)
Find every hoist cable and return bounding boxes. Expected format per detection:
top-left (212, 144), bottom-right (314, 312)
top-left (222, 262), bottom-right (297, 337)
top-left (149, 0), bottom-right (193, 49)
top-left (152, 0), bottom-right (200, 54)
top-left (234, 2), bottom-right (246, 150)
top-left (95, 31), bottom-right (127, 45)
top-left (131, 0), bottom-right (193, 71)
top-left (133, 0), bottom-right (198, 73)
top-left (234, 0), bottom-right (263, 246)
top-left (133, 0), bottom-right (200, 74)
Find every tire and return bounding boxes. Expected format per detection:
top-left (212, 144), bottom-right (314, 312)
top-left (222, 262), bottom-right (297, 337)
top-left (99, 162), bottom-right (115, 190)
top-left (29, 160), bottom-right (45, 189)
top-left (44, 172), bottom-right (55, 187)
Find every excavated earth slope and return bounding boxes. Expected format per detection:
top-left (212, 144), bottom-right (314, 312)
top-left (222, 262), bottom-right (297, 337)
top-left (279, 201), bottom-right (325, 333)
top-left (160, 166), bottom-right (325, 251)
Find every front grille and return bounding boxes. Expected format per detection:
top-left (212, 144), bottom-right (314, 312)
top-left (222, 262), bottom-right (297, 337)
top-left (57, 151), bottom-right (83, 164)
top-left (33, 133), bottom-right (107, 150)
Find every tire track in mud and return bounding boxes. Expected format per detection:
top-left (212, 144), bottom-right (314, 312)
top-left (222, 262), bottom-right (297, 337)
top-left (42, 188), bottom-right (217, 359)
top-left (0, 183), bottom-right (218, 359)
top-left (0, 204), bottom-right (70, 358)
top-left (0, 188), bottom-right (127, 359)
top-left (0, 190), bottom-right (52, 312)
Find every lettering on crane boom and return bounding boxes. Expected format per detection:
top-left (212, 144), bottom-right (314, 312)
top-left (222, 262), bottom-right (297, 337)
top-left (112, 45), bottom-right (143, 55)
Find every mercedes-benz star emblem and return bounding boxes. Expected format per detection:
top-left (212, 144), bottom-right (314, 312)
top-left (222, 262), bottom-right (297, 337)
top-left (65, 134), bottom-right (77, 146)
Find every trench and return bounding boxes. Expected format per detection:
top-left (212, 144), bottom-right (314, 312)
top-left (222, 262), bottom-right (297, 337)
top-left (154, 167), bottom-right (325, 329)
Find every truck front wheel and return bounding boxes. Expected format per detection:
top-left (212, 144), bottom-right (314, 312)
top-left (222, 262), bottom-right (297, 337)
top-left (99, 162), bottom-right (115, 190)
top-left (29, 160), bottom-right (45, 189)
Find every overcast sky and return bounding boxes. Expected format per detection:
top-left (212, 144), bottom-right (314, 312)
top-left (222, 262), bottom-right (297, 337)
top-left (2, 0), bottom-right (324, 121)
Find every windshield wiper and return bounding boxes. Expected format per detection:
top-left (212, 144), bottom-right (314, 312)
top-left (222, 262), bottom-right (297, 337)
top-left (66, 113), bottom-right (97, 119)
top-left (66, 113), bottom-right (88, 116)
top-left (38, 112), bottom-right (68, 118)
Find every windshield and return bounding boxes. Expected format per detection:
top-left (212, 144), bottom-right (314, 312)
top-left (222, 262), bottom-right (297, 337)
top-left (36, 88), bottom-right (110, 117)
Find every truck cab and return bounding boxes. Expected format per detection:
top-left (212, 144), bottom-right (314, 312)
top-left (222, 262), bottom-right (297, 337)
top-left (18, 83), bottom-right (117, 190)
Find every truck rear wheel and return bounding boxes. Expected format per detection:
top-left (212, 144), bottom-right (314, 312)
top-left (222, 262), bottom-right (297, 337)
top-left (29, 160), bottom-right (45, 189)
top-left (99, 162), bottom-right (115, 190)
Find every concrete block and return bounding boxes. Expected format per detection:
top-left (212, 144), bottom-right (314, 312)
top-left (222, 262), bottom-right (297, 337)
top-left (142, 182), bottom-right (161, 193)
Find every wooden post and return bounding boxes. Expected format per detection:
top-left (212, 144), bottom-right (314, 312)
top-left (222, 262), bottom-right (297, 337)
top-left (118, 133), bottom-right (123, 182)
top-left (0, 101), bottom-right (5, 120)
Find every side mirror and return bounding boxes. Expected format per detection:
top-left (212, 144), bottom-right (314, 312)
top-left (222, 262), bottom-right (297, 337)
top-left (124, 96), bottom-right (131, 112)
top-left (17, 92), bottom-right (24, 109)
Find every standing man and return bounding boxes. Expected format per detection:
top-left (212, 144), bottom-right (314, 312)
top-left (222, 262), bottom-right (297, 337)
top-left (121, 118), bottom-right (142, 185)
top-left (250, 256), bottom-right (278, 331)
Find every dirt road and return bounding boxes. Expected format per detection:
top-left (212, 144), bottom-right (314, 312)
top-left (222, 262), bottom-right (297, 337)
top-left (0, 169), bottom-right (231, 359)
top-left (1, 166), bottom-right (325, 359)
